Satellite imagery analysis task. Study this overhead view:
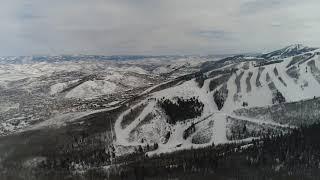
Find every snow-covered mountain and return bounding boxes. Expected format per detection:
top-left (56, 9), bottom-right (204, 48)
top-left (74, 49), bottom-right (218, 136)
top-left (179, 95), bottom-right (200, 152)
top-left (112, 45), bottom-right (320, 155)
top-left (261, 44), bottom-right (318, 59)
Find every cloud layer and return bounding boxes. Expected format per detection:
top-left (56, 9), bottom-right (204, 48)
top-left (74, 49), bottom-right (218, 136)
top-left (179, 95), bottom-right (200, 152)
top-left (1, 0), bottom-right (320, 55)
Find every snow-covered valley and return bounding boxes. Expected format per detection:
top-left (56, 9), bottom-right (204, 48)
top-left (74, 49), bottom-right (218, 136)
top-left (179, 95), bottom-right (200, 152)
top-left (0, 55), bottom-right (207, 135)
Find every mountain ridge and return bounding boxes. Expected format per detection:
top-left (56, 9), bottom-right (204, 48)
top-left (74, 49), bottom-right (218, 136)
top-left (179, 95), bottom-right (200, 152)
top-left (261, 44), bottom-right (318, 59)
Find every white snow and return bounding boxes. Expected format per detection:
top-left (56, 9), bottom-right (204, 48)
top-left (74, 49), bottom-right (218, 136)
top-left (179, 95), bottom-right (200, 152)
top-left (152, 67), bottom-right (171, 74)
top-left (124, 66), bottom-right (148, 74)
top-left (212, 113), bottom-right (227, 144)
top-left (65, 80), bottom-right (117, 99)
top-left (50, 82), bottom-right (68, 95)
top-left (49, 79), bottom-right (79, 95)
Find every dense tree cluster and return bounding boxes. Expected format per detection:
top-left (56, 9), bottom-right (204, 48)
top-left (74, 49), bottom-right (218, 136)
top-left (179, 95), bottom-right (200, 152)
top-left (272, 90), bottom-right (286, 104)
top-left (235, 71), bottom-right (244, 93)
top-left (239, 123), bottom-right (320, 178)
top-left (286, 66), bottom-right (300, 80)
top-left (40, 133), bottom-right (115, 171)
top-left (213, 84), bottom-right (228, 110)
top-left (246, 72), bottom-right (253, 92)
top-left (183, 123), bottom-right (196, 139)
top-left (209, 74), bottom-right (231, 92)
top-left (208, 68), bottom-right (237, 78)
top-left (157, 97), bottom-right (204, 124)
top-left (191, 126), bottom-right (213, 144)
top-left (274, 67), bottom-right (279, 76)
top-left (39, 131), bottom-right (160, 174)
top-left (278, 76), bottom-right (287, 87)
top-left (226, 117), bottom-right (287, 141)
top-left (195, 73), bottom-right (207, 88)
top-left (255, 60), bottom-right (283, 67)
top-left (286, 55), bottom-right (305, 68)
top-left (256, 67), bottom-right (265, 87)
top-left (266, 72), bottom-right (271, 82)
top-left (121, 103), bottom-right (147, 128)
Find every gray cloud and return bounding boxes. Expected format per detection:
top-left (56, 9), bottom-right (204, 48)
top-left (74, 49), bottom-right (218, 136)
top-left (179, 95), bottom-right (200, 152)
top-left (194, 30), bottom-right (234, 41)
top-left (0, 0), bottom-right (320, 56)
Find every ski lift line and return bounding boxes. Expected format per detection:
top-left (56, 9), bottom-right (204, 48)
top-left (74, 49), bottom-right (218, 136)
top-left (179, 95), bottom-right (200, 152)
top-left (193, 113), bottom-right (215, 125)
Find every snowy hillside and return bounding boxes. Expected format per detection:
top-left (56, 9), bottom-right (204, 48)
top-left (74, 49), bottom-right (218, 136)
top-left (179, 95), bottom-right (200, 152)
top-left (113, 45), bottom-right (320, 155)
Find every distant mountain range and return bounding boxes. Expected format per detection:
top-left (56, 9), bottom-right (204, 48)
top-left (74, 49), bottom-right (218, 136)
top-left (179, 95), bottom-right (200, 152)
top-left (261, 44), bottom-right (318, 59)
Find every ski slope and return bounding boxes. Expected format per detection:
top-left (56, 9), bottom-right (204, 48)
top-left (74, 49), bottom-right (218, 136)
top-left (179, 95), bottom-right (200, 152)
top-left (113, 47), bottom-right (320, 156)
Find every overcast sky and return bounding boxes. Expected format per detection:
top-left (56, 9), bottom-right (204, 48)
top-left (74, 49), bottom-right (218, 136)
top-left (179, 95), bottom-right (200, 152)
top-left (1, 0), bottom-right (320, 56)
